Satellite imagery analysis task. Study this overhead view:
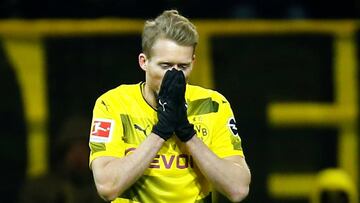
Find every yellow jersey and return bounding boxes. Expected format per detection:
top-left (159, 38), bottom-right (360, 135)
top-left (89, 82), bottom-right (244, 203)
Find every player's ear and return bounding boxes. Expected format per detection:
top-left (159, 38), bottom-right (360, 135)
top-left (189, 54), bottom-right (195, 69)
top-left (139, 53), bottom-right (148, 71)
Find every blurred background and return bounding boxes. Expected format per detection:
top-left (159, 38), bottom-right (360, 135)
top-left (1, 0), bottom-right (359, 203)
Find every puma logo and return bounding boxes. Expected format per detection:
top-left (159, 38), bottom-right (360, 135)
top-left (134, 124), bottom-right (150, 136)
top-left (101, 100), bottom-right (110, 111)
top-left (159, 99), bottom-right (167, 111)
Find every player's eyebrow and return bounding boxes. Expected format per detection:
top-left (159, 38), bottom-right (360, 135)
top-left (178, 62), bottom-right (191, 66)
top-left (158, 62), bottom-right (191, 66)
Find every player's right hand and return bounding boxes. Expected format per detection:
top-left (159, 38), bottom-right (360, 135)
top-left (152, 69), bottom-right (183, 140)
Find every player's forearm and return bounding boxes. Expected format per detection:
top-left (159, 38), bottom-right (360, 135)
top-left (185, 136), bottom-right (251, 202)
top-left (93, 133), bottom-right (164, 201)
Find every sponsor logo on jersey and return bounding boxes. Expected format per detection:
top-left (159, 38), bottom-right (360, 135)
top-left (126, 147), bottom-right (194, 169)
top-left (90, 118), bottom-right (114, 142)
top-left (228, 117), bottom-right (238, 136)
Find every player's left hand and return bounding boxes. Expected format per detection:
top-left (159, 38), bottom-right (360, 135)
top-left (174, 70), bottom-right (196, 142)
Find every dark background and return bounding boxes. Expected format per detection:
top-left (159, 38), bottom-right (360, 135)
top-left (0, 0), bottom-right (360, 19)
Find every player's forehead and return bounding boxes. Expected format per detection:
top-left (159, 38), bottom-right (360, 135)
top-left (149, 38), bottom-right (194, 63)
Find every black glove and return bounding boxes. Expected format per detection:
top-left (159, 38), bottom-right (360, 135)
top-left (152, 69), bottom-right (184, 140)
top-left (174, 71), bottom-right (196, 142)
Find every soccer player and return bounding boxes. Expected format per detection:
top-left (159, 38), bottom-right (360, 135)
top-left (89, 10), bottom-right (251, 203)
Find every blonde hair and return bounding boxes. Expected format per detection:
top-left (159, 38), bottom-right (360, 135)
top-left (142, 10), bottom-right (199, 58)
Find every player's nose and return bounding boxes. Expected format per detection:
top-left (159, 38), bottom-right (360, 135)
top-left (171, 65), bottom-right (181, 71)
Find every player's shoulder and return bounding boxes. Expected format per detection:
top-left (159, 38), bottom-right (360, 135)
top-left (96, 83), bottom-right (141, 102)
top-left (187, 84), bottom-right (229, 104)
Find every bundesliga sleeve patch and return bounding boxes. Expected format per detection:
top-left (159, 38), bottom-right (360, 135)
top-left (228, 117), bottom-right (243, 150)
top-left (90, 118), bottom-right (114, 143)
top-left (228, 117), bottom-right (239, 136)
